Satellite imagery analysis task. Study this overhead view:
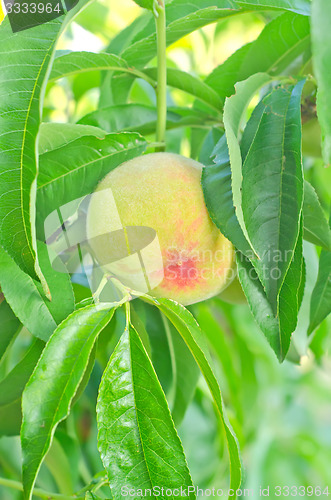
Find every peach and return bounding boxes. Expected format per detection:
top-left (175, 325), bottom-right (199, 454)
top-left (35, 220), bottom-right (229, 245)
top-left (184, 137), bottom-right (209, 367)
top-left (86, 152), bottom-right (234, 305)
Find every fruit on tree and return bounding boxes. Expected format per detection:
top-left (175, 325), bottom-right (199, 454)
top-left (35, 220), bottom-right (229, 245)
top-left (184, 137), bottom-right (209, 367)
top-left (87, 152), bottom-right (234, 305)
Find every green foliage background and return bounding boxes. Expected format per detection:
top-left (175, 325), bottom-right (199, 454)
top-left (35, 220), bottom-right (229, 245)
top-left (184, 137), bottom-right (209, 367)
top-left (0, 0), bottom-right (330, 499)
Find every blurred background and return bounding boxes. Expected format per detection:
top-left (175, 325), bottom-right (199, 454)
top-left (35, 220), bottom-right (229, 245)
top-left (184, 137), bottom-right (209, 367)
top-left (1, 1), bottom-right (331, 498)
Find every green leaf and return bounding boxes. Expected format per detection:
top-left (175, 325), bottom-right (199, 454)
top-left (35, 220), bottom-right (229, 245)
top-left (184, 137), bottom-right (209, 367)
top-left (143, 68), bottom-right (223, 111)
top-left (223, 73), bottom-right (272, 249)
top-left (241, 81), bottom-right (305, 311)
top-left (97, 324), bottom-right (195, 499)
top-left (38, 123), bottom-right (106, 155)
top-left (0, 399), bottom-right (22, 437)
top-left (132, 0), bottom-right (154, 11)
top-left (133, 301), bottom-right (173, 395)
top-left (0, 8), bottom-right (84, 282)
top-left (236, 0), bottom-right (311, 15)
top-left (50, 50), bottom-right (222, 110)
top-left (161, 315), bottom-right (200, 426)
top-left (303, 181), bottom-right (331, 250)
top-left (35, 241), bottom-right (75, 325)
top-left (50, 51), bottom-right (155, 86)
top-left (37, 132), bottom-right (147, 221)
top-left (0, 299), bottom-right (21, 362)
top-left (0, 339), bottom-right (44, 407)
top-left (143, 297), bottom-right (241, 498)
top-left (0, 246), bottom-right (56, 341)
top-left (308, 212), bottom-right (331, 334)
top-left (202, 135), bottom-right (252, 256)
top-left (78, 104), bottom-right (219, 136)
top-left (311, 0), bottom-right (331, 166)
top-left (236, 221), bottom-right (304, 361)
top-left (206, 13), bottom-right (310, 105)
top-left (21, 304), bottom-right (116, 500)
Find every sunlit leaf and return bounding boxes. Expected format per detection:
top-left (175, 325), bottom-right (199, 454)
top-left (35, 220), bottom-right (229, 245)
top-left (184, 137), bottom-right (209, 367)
top-left (0, 2), bottom-right (88, 282)
top-left (97, 323), bottom-right (195, 499)
top-left (37, 132), bottom-right (147, 220)
top-left (21, 304), bottom-right (116, 500)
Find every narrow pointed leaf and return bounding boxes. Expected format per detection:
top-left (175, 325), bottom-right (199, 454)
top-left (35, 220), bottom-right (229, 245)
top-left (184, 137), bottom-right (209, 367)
top-left (311, 0), bottom-right (331, 165)
top-left (21, 304), bottom-right (116, 500)
top-left (0, 8), bottom-right (87, 280)
top-left (241, 81), bottom-right (305, 311)
top-left (0, 298), bottom-right (21, 361)
top-left (0, 246), bottom-right (56, 341)
top-left (236, 221), bottom-right (304, 361)
top-left (38, 123), bottom-right (106, 155)
top-left (143, 297), bottom-right (241, 498)
top-left (308, 212), bottom-right (331, 334)
top-left (303, 180), bottom-right (331, 250)
top-left (97, 324), bottom-right (195, 499)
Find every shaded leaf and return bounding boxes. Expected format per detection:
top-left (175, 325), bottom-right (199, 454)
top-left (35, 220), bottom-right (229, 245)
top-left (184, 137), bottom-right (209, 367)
top-left (97, 324), bottom-right (195, 499)
top-left (0, 246), bottom-right (56, 341)
top-left (202, 135), bottom-right (251, 256)
top-left (21, 304), bottom-right (116, 500)
top-left (0, 339), bottom-right (44, 407)
top-left (162, 315), bottom-right (200, 426)
top-left (0, 299), bottom-right (21, 362)
top-left (35, 241), bottom-right (75, 324)
top-left (308, 212), bottom-right (331, 334)
top-left (224, 73), bottom-right (272, 248)
top-left (132, 0), bottom-right (154, 11)
top-left (303, 180), bottom-right (331, 250)
top-left (78, 104), bottom-right (219, 136)
top-left (143, 67), bottom-right (223, 110)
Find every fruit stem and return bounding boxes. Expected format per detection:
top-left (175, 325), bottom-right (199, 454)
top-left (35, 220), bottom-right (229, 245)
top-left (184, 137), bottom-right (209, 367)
top-left (154, 0), bottom-right (167, 152)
